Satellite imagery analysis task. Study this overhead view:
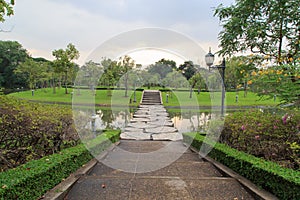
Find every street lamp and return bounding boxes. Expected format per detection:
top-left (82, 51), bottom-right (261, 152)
top-left (205, 47), bottom-right (215, 68)
top-left (205, 48), bottom-right (226, 116)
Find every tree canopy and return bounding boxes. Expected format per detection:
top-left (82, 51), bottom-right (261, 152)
top-left (214, 0), bottom-right (300, 63)
top-left (52, 43), bottom-right (80, 94)
top-left (0, 41), bottom-right (29, 89)
top-left (147, 58), bottom-right (177, 79)
top-left (178, 61), bottom-right (196, 80)
top-left (0, 0), bottom-right (14, 22)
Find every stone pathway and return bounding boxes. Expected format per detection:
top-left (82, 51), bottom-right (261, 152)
top-left (120, 90), bottom-right (182, 141)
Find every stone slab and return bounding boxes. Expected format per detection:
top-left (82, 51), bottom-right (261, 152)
top-left (124, 127), bottom-right (144, 132)
top-left (126, 122), bottom-right (159, 129)
top-left (120, 132), bottom-right (150, 140)
top-left (145, 126), bottom-right (178, 134)
top-left (133, 114), bottom-right (151, 118)
top-left (147, 121), bottom-right (174, 127)
top-left (151, 132), bottom-right (183, 141)
top-left (130, 118), bottom-right (150, 123)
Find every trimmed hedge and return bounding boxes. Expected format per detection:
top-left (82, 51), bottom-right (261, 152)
top-left (183, 132), bottom-right (300, 200)
top-left (0, 130), bottom-right (121, 200)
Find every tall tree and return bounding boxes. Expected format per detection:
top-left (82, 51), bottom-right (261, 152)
top-left (100, 58), bottom-right (121, 87)
top-left (75, 60), bottom-right (103, 96)
top-left (0, 41), bottom-right (29, 89)
top-left (215, 0), bottom-right (300, 63)
top-left (147, 58), bottom-right (177, 79)
top-left (118, 55), bottom-right (135, 97)
top-left (14, 58), bottom-right (48, 89)
top-left (225, 56), bottom-right (256, 92)
top-left (52, 43), bottom-right (79, 94)
top-left (162, 71), bottom-right (188, 89)
top-left (178, 61), bottom-right (196, 80)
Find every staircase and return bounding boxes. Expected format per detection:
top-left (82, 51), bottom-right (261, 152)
top-left (141, 90), bottom-right (162, 105)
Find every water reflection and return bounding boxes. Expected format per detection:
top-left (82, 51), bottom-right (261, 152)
top-left (92, 108), bottom-right (135, 130)
top-left (171, 111), bottom-right (213, 133)
top-left (92, 107), bottom-right (214, 133)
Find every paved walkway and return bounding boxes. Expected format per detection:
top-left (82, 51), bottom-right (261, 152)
top-left (65, 90), bottom-right (264, 199)
top-left (66, 140), bottom-right (255, 199)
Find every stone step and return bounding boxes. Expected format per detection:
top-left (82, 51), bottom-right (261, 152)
top-left (141, 90), bottom-right (162, 104)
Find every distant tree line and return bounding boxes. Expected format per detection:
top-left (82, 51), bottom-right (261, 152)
top-left (0, 40), bottom-right (259, 95)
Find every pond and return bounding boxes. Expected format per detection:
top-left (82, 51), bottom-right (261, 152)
top-left (91, 107), bottom-right (217, 133)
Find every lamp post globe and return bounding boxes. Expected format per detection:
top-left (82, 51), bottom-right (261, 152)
top-left (205, 47), bottom-right (215, 67)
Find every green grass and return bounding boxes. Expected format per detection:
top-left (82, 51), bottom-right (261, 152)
top-left (9, 88), bottom-right (142, 107)
top-left (9, 87), bottom-right (278, 108)
top-left (161, 90), bottom-right (278, 107)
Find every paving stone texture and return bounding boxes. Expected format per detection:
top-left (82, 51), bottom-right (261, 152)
top-left (66, 141), bottom-right (255, 200)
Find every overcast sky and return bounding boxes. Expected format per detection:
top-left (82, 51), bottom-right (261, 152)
top-left (1, 0), bottom-right (235, 66)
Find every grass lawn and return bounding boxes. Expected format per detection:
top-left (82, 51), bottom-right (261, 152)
top-left (8, 87), bottom-right (142, 107)
top-left (160, 90), bottom-right (279, 107)
top-left (9, 87), bottom-right (278, 108)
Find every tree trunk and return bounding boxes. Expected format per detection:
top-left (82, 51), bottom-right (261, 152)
top-left (65, 70), bottom-right (68, 94)
top-left (277, 17), bottom-right (284, 64)
top-left (124, 73), bottom-right (128, 97)
top-left (53, 79), bottom-right (56, 94)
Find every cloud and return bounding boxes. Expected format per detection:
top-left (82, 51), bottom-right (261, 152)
top-left (1, 0), bottom-right (234, 65)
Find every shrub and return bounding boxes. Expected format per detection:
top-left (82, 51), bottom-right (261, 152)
top-left (220, 109), bottom-right (300, 169)
top-left (0, 96), bottom-right (79, 171)
top-left (183, 133), bottom-right (300, 200)
top-left (0, 130), bottom-right (120, 200)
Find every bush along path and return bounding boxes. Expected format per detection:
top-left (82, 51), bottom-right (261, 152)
top-left (0, 96), bottom-right (79, 172)
top-left (0, 130), bottom-right (121, 199)
top-left (183, 133), bottom-right (300, 200)
top-left (220, 109), bottom-right (300, 170)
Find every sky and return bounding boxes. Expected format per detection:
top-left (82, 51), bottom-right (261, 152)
top-left (1, 0), bottom-right (235, 66)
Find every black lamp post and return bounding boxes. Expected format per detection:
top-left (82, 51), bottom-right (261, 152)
top-left (205, 48), bottom-right (226, 116)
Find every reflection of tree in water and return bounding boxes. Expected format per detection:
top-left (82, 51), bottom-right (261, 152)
top-left (168, 110), bottom-right (181, 118)
top-left (169, 110), bottom-right (212, 133)
top-left (188, 111), bottom-right (211, 132)
top-left (95, 107), bottom-right (134, 130)
top-left (100, 109), bottom-right (114, 127)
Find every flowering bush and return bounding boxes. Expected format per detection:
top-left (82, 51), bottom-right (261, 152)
top-left (250, 61), bottom-right (300, 106)
top-left (220, 109), bottom-right (300, 169)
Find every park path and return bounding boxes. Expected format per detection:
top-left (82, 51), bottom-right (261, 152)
top-left (66, 140), bottom-right (255, 199)
top-left (120, 90), bottom-right (182, 141)
top-left (64, 90), bottom-right (272, 199)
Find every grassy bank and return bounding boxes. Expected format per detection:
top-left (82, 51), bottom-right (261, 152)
top-left (9, 88), bottom-right (278, 107)
top-left (161, 90), bottom-right (278, 107)
top-left (9, 87), bottom-right (143, 107)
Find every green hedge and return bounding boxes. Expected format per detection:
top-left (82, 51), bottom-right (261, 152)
top-left (183, 132), bottom-right (300, 200)
top-left (0, 130), bottom-right (121, 200)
